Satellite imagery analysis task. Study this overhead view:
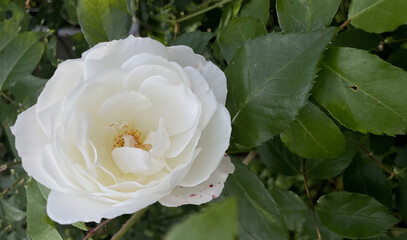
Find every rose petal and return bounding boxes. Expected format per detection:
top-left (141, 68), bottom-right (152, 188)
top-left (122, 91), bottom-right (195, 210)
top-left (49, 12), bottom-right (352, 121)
top-left (137, 76), bottom-right (201, 136)
top-left (145, 118), bottom-right (171, 157)
top-left (159, 156), bottom-right (234, 206)
top-left (179, 105), bottom-right (231, 186)
top-left (166, 45), bottom-right (227, 105)
top-left (47, 191), bottom-right (115, 224)
top-left (112, 147), bottom-right (164, 175)
top-left (184, 66), bottom-right (217, 129)
top-left (167, 45), bottom-right (206, 68)
top-left (199, 62), bottom-right (227, 105)
top-left (97, 90), bottom-right (152, 123)
top-left (36, 59), bottom-right (84, 137)
top-left (83, 36), bottom-right (170, 80)
top-left (11, 106), bottom-right (66, 191)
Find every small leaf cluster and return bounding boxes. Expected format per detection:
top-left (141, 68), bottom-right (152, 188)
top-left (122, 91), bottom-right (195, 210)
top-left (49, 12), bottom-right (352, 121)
top-left (1, 0), bottom-right (407, 239)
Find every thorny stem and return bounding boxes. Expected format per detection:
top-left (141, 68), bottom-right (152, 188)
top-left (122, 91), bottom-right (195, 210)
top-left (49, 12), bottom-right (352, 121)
top-left (242, 151), bottom-right (257, 165)
top-left (164, 0), bottom-right (233, 24)
top-left (356, 141), bottom-right (397, 180)
top-left (83, 218), bottom-right (112, 240)
top-left (339, 19), bottom-right (351, 29)
top-left (0, 177), bottom-right (24, 199)
top-left (0, 91), bottom-right (23, 110)
top-left (111, 208), bottom-right (147, 240)
top-left (383, 38), bottom-right (407, 45)
top-left (0, 161), bottom-right (22, 172)
top-left (302, 159), bottom-right (322, 240)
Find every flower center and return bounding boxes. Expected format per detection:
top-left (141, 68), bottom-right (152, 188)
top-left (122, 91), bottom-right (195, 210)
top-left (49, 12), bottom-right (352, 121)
top-left (112, 125), bottom-right (152, 151)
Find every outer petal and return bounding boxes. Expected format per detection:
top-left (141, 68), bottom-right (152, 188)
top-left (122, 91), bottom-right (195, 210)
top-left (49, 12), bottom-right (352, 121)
top-left (47, 191), bottom-right (115, 224)
top-left (82, 36), bottom-right (170, 80)
top-left (184, 66), bottom-right (217, 129)
top-left (199, 62), bottom-right (227, 105)
top-left (167, 45), bottom-right (227, 104)
top-left (167, 45), bottom-right (206, 68)
top-left (11, 106), bottom-right (65, 191)
top-left (36, 59), bottom-right (84, 137)
top-left (179, 104), bottom-right (231, 187)
top-left (159, 156), bottom-right (234, 206)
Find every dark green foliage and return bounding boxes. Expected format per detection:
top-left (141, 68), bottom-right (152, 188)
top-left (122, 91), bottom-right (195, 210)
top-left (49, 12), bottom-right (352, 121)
top-left (1, 0), bottom-right (407, 239)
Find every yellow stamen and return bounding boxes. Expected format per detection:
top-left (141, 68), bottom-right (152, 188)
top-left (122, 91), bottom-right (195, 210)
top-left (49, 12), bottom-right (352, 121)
top-left (112, 125), bottom-right (152, 151)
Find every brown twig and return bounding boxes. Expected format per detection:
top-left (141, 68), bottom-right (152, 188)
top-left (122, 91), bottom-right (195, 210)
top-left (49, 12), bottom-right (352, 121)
top-left (242, 151), bottom-right (257, 165)
top-left (383, 38), bottom-right (407, 45)
top-left (0, 91), bottom-right (23, 110)
top-left (356, 141), bottom-right (397, 179)
top-left (339, 19), bottom-right (351, 29)
top-left (302, 159), bottom-right (322, 240)
top-left (82, 218), bottom-right (112, 240)
top-left (0, 177), bottom-right (24, 198)
top-left (0, 161), bottom-right (22, 172)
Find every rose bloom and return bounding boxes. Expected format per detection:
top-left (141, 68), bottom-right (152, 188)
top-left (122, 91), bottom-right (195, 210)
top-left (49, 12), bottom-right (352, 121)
top-left (12, 36), bottom-right (233, 224)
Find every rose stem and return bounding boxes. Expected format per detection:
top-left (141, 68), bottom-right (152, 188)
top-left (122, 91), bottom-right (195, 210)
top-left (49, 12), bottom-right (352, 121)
top-left (0, 177), bottom-right (24, 198)
top-left (0, 160), bottom-right (22, 172)
top-left (82, 218), bottom-right (112, 240)
top-left (302, 158), bottom-right (322, 240)
top-left (242, 151), bottom-right (257, 165)
top-left (163, 0), bottom-right (233, 24)
top-left (111, 208), bottom-right (147, 240)
top-left (356, 141), bottom-right (397, 180)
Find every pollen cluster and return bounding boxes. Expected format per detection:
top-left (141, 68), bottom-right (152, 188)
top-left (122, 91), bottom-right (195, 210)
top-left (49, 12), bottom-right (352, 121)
top-left (113, 125), bottom-right (152, 151)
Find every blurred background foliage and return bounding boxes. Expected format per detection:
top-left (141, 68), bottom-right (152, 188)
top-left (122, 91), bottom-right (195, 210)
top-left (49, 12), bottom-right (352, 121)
top-left (1, 0), bottom-right (407, 239)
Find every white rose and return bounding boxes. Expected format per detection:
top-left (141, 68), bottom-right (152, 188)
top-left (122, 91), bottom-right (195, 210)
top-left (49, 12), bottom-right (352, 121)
top-left (11, 36), bottom-right (233, 224)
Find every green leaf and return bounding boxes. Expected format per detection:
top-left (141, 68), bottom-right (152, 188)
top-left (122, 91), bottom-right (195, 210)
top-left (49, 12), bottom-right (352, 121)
top-left (26, 180), bottom-right (63, 240)
top-left (306, 131), bottom-right (357, 179)
top-left (332, 28), bottom-right (382, 51)
top-left (313, 47), bottom-right (407, 136)
top-left (12, 76), bottom-right (47, 108)
top-left (166, 198), bottom-right (238, 240)
top-left (36, 182), bottom-right (51, 200)
top-left (280, 102), bottom-right (345, 159)
top-left (0, 20), bottom-right (19, 50)
top-left (343, 155), bottom-right (393, 209)
top-left (218, 17), bottom-right (267, 64)
top-left (348, 0), bottom-right (407, 33)
top-left (223, 159), bottom-right (288, 240)
top-left (316, 192), bottom-right (398, 239)
top-left (0, 32), bottom-right (44, 90)
top-left (239, 0), bottom-right (269, 25)
top-left (270, 188), bottom-right (308, 231)
top-left (169, 31), bottom-right (213, 55)
top-left (226, 27), bottom-right (337, 150)
top-left (72, 222), bottom-right (88, 231)
top-left (397, 234), bottom-right (407, 240)
top-left (301, 210), bottom-right (342, 240)
top-left (77, 0), bottom-right (132, 46)
top-left (257, 137), bottom-right (301, 176)
top-left (1, 199), bottom-right (25, 221)
top-left (395, 147), bottom-right (407, 168)
top-left (396, 177), bottom-right (407, 221)
top-left (276, 0), bottom-right (341, 32)
top-left (388, 49), bottom-right (407, 71)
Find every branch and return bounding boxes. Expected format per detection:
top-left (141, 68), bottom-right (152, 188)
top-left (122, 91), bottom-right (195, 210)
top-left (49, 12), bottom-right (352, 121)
top-left (0, 177), bottom-right (24, 198)
top-left (83, 218), bottom-right (112, 240)
top-left (339, 19), bottom-right (351, 29)
top-left (0, 161), bottom-right (22, 172)
top-left (302, 159), bottom-right (322, 240)
top-left (163, 0), bottom-right (233, 24)
top-left (242, 151), bottom-right (257, 165)
top-left (356, 141), bottom-right (397, 180)
top-left (111, 208), bottom-right (147, 240)
top-left (0, 91), bottom-right (24, 110)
